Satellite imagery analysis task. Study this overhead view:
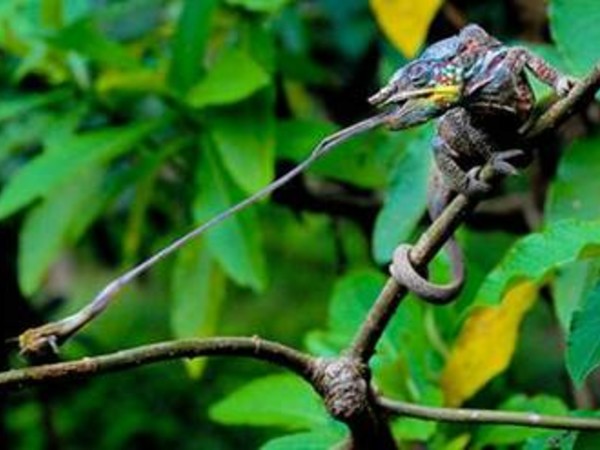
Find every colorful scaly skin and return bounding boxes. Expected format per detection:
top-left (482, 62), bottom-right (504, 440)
top-left (369, 24), bottom-right (576, 303)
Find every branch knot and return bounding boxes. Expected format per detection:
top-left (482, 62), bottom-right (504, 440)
top-left (313, 357), bottom-right (370, 420)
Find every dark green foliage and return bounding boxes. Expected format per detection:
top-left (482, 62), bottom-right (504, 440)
top-left (2, 1), bottom-right (600, 449)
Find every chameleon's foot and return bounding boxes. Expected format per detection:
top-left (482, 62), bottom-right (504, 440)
top-left (464, 149), bottom-right (524, 197)
top-left (390, 244), bottom-right (463, 304)
top-left (556, 76), bottom-right (578, 96)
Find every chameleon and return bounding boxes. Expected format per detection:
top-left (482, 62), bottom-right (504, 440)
top-left (370, 24), bottom-right (575, 303)
top-left (18, 24), bottom-right (575, 355)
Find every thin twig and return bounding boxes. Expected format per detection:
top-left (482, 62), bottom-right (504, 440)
top-left (348, 64), bottom-right (600, 361)
top-left (378, 397), bottom-right (600, 431)
top-left (0, 337), bottom-right (314, 392)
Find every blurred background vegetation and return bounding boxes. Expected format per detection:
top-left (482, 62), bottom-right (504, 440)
top-left (1, 0), bottom-right (600, 449)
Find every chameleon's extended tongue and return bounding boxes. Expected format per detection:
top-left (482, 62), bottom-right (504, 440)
top-left (17, 109), bottom-right (393, 356)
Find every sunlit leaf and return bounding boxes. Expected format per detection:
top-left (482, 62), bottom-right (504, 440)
top-left (170, 238), bottom-right (226, 378)
top-left (209, 374), bottom-right (328, 429)
top-left (193, 145), bottom-right (266, 291)
top-left (550, 0), bottom-right (600, 74)
top-left (441, 282), bottom-right (538, 406)
top-left (475, 220), bottom-right (600, 306)
top-left (369, 0), bottom-right (442, 57)
top-left (260, 427), bottom-right (345, 450)
top-left (225, 0), bottom-right (290, 13)
top-left (187, 48), bottom-right (270, 109)
top-left (566, 282), bottom-right (600, 385)
top-left (0, 120), bottom-right (160, 219)
top-left (208, 90), bottom-right (275, 194)
top-left (168, 0), bottom-right (218, 92)
top-left (95, 68), bottom-right (165, 95)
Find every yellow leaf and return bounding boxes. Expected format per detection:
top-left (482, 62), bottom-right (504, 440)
top-left (369, 0), bottom-right (443, 57)
top-left (440, 282), bottom-right (538, 407)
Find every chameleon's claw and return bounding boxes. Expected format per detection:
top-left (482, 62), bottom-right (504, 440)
top-left (488, 149), bottom-right (524, 176)
top-left (556, 76), bottom-right (578, 97)
top-left (464, 166), bottom-right (492, 197)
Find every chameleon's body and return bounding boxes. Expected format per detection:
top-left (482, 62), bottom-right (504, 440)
top-left (18, 24), bottom-right (575, 354)
top-left (369, 24), bottom-right (574, 303)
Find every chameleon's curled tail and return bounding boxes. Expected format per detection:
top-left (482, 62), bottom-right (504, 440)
top-left (18, 110), bottom-right (394, 356)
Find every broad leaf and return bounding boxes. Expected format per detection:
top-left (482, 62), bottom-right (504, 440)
top-left (208, 90), bottom-right (275, 194)
top-left (193, 145), bottom-right (266, 291)
top-left (441, 282), bottom-right (538, 406)
top-left (18, 169), bottom-right (104, 295)
top-left (475, 220), bottom-right (600, 306)
top-left (0, 120), bottom-right (159, 219)
top-left (187, 48), bottom-right (270, 109)
top-left (260, 427), bottom-right (345, 450)
top-left (546, 137), bottom-right (600, 223)
top-left (170, 238), bottom-right (226, 378)
top-left (209, 374), bottom-right (328, 429)
top-left (550, 0), bottom-right (600, 74)
top-left (46, 19), bottom-right (137, 69)
top-left (475, 395), bottom-right (568, 448)
top-left (168, 0), bottom-right (218, 92)
top-left (276, 119), bottom-right (393, 189)
top-left (225, 0), bottom-right (290, 13)
top-left (566, 282), bottom-right (600, 385)
top-left (369, 0), bottom-right (442, 57)
top-left (372, 126), bottom-right (432, 264)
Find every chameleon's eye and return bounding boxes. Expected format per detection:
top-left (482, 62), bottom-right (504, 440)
top-left (407, 63), bottom-right (430, 87)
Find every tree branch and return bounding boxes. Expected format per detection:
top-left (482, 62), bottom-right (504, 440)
top-left (348, 64), bottom-right (600, 361)
top-left (0, 337), bottom-right (314, 392)
top-left (378, 397), bottom-right (600, 431)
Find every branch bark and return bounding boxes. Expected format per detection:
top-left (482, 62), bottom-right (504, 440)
top-left (0, 337), bottom-right (314, 392)
top-left (378, 397), bottom-right (600, 431)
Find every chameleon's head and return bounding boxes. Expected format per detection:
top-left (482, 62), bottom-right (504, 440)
top-left (369, 42), bottom-right (466, 130)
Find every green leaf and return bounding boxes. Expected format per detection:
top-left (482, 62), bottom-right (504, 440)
top-left (372, 126), bottom-right (432, 264)
top-left (46, 19), bottom-right (137, 69)
top-left (187, 48), bottom-right (270, 109)
top-left (0, 120), bottom-right (159, 219)
top-left (566, 282), bottom-right (600, 385)
top-left (391, 416), bottom-right (436, 441)
top-left (193, 145), bottom-right (266, 290)
top-left (260, 427), bottom-right (345, 450)
top-left (546, 137), bottom-right (600, 223)
top-left (208, 90), bottom-right (275, 194)
top-left (41, 0), bottom-right (63, 29)
top-left (0, 90), bottom-right (69, 123)
top-left (168, 0), bottom-right (218, 92)
top-left (308, 270), bottom-right (437, 404)
top-left (209, 374), bottom-right (329, 429)
top-left (475, 220), bottom-right (600, 306)
top-left (17, 168), bottom-right (104, 295)
top-left (170, 238), bottom-right (226, 378)
top-left (224, 0), bottom-right (290, 13)
top-left (276, 119), bottom-right (394, 189)
top-left (475, 395), bottom-right (568, 447)
top-left (550, 0), bottom-right (600, 74)
top-left (552, 260), bottom-right (598, 333)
